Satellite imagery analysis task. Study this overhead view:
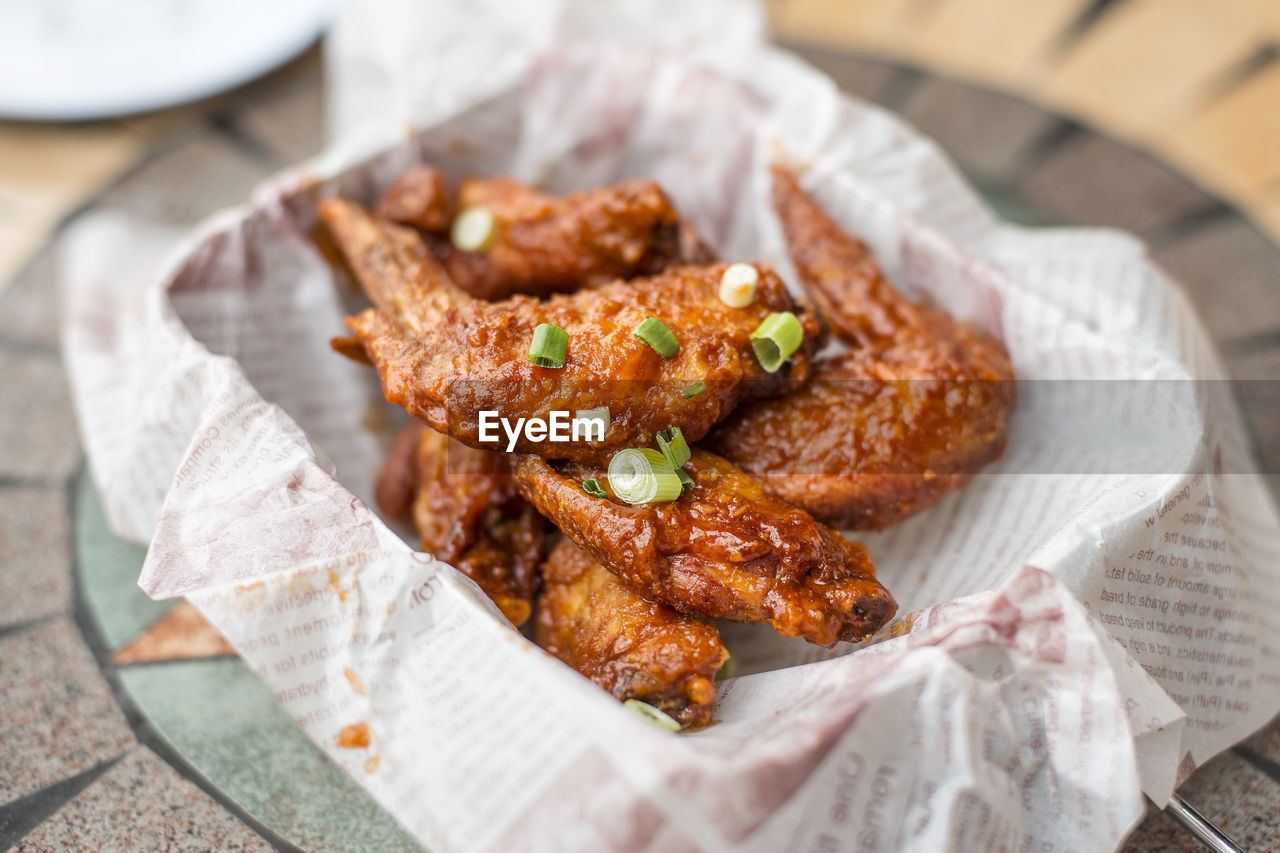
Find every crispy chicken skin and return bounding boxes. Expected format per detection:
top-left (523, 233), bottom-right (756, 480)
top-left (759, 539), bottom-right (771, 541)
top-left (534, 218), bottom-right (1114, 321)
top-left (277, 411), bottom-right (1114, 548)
top-left (323, 197), bottom-right (818, 463)
top-left (377, 170), bottom-right (704, 299)
top-left (514, 450), bottom-right (896, 646)
top-left (536, 539), bottom-right (727, 728)
top-left (376, 421), bottom-right (545, 626)
top-left (707, 167), bottom-right (1014, 529)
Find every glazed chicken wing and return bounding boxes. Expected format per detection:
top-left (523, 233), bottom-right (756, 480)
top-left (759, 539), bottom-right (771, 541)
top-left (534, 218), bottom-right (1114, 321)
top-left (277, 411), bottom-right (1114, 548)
top-left (707, 167), bottom-right (1014, 529)
top-left (324, 197), bottom-right (818, 463)
top-left (376, 421), bottom-right (546, 626)
top-left (536, 538), bottom-right (727, 729)
top-left (376, 168), bottom-right (712, 299)
top-left (377, 166), bottom-right (453, 232)
top-left (514, 450), bottom-right (896, 646)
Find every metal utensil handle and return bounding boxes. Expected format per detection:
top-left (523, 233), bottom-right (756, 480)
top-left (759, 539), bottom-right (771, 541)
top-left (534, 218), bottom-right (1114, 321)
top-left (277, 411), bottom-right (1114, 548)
top-left (1164, 793), bottom-right (1244, 853)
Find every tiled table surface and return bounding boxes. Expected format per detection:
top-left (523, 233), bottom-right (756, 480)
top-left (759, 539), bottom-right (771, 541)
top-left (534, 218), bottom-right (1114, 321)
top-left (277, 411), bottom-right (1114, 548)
top-left (0, 42), bottom-right (1278, 852)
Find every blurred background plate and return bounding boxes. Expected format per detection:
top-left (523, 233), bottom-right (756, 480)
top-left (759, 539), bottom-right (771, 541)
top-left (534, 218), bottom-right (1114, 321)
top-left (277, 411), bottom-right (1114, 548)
top-left (0, 0), bottom-right (333, 121)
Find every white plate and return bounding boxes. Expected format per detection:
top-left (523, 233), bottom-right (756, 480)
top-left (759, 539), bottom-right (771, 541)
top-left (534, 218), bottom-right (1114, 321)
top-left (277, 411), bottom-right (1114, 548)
top-left (0, 0), bottom-right (333, 121)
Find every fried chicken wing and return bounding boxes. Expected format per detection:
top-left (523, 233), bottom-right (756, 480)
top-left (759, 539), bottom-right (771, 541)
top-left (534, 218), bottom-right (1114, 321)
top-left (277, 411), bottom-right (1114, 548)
top-left (377, 166), bottom-right (453, 232)
top-left (513, 450), bottom-right (896, 646)
top-left (323, 197), bottom-right (818, 463)
top-left (377, 171), bottom-right (706, 299)
top-left (536, 538), bottom-right (727, 728)
top-left (707, 167), bottom-right (1014, 529)
top-left (376, 421), bottom-right (546, 626)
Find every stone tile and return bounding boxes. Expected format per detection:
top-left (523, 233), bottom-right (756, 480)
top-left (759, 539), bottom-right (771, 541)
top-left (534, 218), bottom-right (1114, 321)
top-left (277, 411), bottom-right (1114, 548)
top-left (1152, 218), bottom-right (1280, 344)
top-left (14, 748), bottom-right (271, 852)
top-left (0, 487), bottom-right (70, 629)
top-left (1226, 347), bottom-right (1280, 486)
top-left (897, 76), bottom-right (1059, 183)
top-left (787, 44), bottom-right (897, 102)
top-left (96, 132), bottom-right (273, 226)
top-left (72, 472), bottom-right (169, 651)
top-left (1243, 712), bottom-right (1280, 763)
top-left (1225, 343), bottom-right (1280, 381)
top-left (0, 761), bottom-right (109, 849)
top-left (111, 601), bottom-right (235, 665)
top-left (1122, 751), bottom-right (1280, 852)
top-left (119, 659), bottom-right (422, 852)
top-left (1017, 133), bottom-right (1220, 239)
top-left (236, 81), bottom-right (326, 165)
top-left (0, 241), bottom-right (58, 351)
top-left (0, 619), bottom-right (134, 805)
top-left (0, 353), bottom-right (80, 482)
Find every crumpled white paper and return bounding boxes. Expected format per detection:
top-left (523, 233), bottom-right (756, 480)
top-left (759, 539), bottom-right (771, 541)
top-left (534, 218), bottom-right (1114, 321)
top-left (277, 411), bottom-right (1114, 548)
top-left (60, 1), bottom-right (1280, 850)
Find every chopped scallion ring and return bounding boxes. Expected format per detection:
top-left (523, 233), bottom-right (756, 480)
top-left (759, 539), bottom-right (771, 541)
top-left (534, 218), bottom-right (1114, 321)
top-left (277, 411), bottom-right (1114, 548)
top-left (582, 478), bottom-right (607, 499)
top-left (528, 323), bottom-right (568, 368)
top-left (633, 317), bottom-right (679, 359)
top-left (607, 448), bottom-right (683, 505)
top-left (623, 699), bottom-right (682, 732)
top-left (750, 311), bottom-right (803, 373)
top-left (574, 406), bottom-right (609, 440)
top-left (675, 467), bottom-right (694, 493)
top-left (679, 381), bottom-right (706, 398)
top-left (450, 206), bottom-right (497, 252)
top-left (656, 427), bottom-right (691, 469)
top-left (718, 263), bottom-right (759, 307)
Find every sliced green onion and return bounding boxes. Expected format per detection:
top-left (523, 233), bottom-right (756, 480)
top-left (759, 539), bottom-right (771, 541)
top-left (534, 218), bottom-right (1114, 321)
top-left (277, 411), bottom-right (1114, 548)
top-left (623, 698), bottom-right (682, 732)
top-left (451, 206), bottom-right (497, 252)
top-left (675, 467), bottom-right (694, 493)
top-left (582, 478), bottom-right (607, 499)
top-left (607, 448), bottom-right (683, 505)
top-left (633, 317), bottom-right (679, 359)
top-left (528, 323), bottom-right (568, 368)
top-left (719, 263), bottom-right (759, 307)
top-left (679, 381), bottom-right (706, 398)
top-left (750, 311), bottom-right (804, 373)
top-left (656, 427), bottom-right (691, 469)
top-left (574, 406), bottom-right (609, 440)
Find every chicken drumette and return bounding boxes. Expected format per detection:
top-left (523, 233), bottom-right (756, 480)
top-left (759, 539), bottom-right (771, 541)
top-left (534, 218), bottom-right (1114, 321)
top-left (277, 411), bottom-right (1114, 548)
top-left (376, 167), bottom-right (713, 299)
top-left (324, 197), bottom-right (817, 463)
top-left (707, 167), bottom-right (1014, 529)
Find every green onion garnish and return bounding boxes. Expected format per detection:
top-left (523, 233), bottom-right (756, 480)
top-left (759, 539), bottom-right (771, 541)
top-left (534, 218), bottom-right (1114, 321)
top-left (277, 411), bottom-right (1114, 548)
top-left (675, 467), bottom-right (694, 493)
top-left (623, 698), bottom-right (682, 732)
top-left (582, 478), bottom-right (607, 499)
top-left (576, 406), bottom-right (609, 421)
top-left (528, 323), bottom-right (568, 368)
top-left (656, 427), bottom-right (691, 469)
top-left (680, 381), bottom-right (706, 398)
top-left (574, 406), bottom-right (609, 440)
top-left (451, 206), bottom-right (497, 252)
top-left (633, 317), bottom-right (679, 359)
top-left (607, 448), bottom-right (683, 505)
top-left (750, 311), bottom-right (803, 373)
